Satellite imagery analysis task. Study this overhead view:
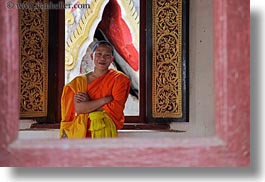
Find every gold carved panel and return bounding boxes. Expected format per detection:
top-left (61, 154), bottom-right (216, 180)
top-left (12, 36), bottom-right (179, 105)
top-left (19, 0), bottom-right (49, 117)
top-left (152, 0), bottom-right (183, 118)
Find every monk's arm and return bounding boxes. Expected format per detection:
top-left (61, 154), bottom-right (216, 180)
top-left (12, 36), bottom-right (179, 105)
top-left (103, 76), bottom-right (130, 129)
top-left (74, 94), bottom-right (113, 114)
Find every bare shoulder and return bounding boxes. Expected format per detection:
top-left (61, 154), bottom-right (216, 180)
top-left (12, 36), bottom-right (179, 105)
top-left (85, 72), bottom-right (94, 84)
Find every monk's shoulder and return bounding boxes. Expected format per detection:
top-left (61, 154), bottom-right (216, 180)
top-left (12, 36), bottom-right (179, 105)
top-left (110, 69), bottom-right (130, 82)
top-left (67, 75), bottom-right (86, 86)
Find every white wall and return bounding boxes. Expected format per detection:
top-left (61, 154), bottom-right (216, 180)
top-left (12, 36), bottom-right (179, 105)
top-left (170, 0), bottom-right (215, 137)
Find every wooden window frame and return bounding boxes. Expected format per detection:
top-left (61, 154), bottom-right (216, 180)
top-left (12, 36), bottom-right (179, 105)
top-left (0, 0), bottom-right (249, 167)
top-left (126, 0), bottom-right (189, 124)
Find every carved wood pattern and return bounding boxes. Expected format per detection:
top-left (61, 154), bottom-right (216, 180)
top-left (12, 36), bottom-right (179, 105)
top-left (152, 0), bottom-right (183, 118)
top-left (19, 0), bottom-right (49, 117)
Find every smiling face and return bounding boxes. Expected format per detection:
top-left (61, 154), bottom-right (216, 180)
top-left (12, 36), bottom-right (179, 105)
top-left (92, 44), bottom-right (114, 71)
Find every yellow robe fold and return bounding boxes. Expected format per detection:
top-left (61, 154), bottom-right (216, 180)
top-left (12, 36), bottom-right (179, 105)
top-left (60, 75), bottom-right (88, 138)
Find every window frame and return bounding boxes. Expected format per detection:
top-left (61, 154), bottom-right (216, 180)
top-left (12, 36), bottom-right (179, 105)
top-left (0, 0), bottom-right (250, 167)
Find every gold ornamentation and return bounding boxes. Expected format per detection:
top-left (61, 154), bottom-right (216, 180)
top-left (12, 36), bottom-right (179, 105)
top-left (19, 0), bottom-right (49, 117)
top-left (65, 0), bottom-right (139, 71)
top-left (152, 0), bottom-right (183, 118)
top-left (65, 10), bottom-right (74, 25)
top-left (65, 0), bottom-right (108, 71)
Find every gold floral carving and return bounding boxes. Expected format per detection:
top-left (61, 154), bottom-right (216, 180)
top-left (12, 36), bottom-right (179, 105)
top-left (152, 0), bottom-right (183, 118)
top-left (65, 0), bottom-right (107, 71)
top-left (19, 0), bottom-right (49, 117)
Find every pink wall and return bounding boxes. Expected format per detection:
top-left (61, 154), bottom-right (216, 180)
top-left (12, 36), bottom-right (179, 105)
top-left (0, 0), bottom-right (19, 148)
top-left (0, 0), bottom-right (249, 167)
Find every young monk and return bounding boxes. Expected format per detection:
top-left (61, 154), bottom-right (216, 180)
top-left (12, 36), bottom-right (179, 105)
top-left (60, 40), bottom-right (130, 139)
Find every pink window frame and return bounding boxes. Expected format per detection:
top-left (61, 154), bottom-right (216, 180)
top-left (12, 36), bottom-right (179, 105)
top-left (0, 0), bottom-right (249, 167)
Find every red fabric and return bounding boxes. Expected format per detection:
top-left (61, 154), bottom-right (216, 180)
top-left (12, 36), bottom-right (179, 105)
top-left (99, 0), bottom-right (139, 71)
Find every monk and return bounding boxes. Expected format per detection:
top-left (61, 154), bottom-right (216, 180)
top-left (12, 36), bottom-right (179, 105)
top-left (60, 40), bottom-right (130, 139)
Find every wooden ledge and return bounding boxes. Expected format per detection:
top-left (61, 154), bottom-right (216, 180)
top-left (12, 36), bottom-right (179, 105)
top-left (30, 122), bottom-right (171, 130)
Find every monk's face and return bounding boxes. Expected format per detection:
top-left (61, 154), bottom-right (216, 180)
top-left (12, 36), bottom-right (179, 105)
top-left (92, 44), bottom-right (114, 71)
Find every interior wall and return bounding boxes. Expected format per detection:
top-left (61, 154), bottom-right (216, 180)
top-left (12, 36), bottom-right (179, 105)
top-left (170, 0), bottom-right (215, 137)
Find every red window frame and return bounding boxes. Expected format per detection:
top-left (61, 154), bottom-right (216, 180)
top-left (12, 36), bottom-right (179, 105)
top-left (0, 0), bottom-right (249, 167)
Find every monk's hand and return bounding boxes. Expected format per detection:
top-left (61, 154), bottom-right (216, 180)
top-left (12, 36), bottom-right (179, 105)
top-left (74, 92), bottom-right (90, 103)
top-left (104, 96), bottom-right (113, 104)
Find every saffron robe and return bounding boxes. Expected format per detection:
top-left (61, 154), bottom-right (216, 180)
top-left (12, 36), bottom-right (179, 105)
top-left (59, 69), bottom-right (130, 139)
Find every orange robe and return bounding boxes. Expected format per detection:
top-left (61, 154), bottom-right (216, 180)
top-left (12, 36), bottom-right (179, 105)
top-left (60, 69), bottom-right (130, 138)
